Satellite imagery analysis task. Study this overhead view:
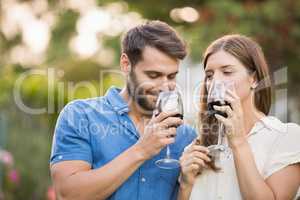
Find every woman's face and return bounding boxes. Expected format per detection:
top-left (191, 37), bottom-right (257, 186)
top-left (204, 50), bottom-right (256, 103)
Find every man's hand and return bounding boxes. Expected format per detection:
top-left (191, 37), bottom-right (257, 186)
top-left (135, 112), bottom-right (183, 160)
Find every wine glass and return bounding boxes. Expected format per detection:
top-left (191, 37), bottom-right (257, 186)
top-left (154, 90), bottom-right (184, 169)
top-left (206, 80), bottom-right (234, 156)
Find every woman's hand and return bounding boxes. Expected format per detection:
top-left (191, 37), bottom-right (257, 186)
top-left (179, 140), bottom-right (211, 187)
top-left (213, 89), bottom-right (247, 149)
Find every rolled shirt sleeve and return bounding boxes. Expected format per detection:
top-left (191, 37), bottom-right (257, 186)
top-left (50, 100), bottom-right (92, 165)
top-left (263, 123), bottom-right (300, 179)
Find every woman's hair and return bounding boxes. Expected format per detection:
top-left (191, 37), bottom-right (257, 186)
top-left (198, 34), bottom-right (272, 170)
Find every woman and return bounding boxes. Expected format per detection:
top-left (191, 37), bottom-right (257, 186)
top-left (178, 34), bottom-right (300, 200)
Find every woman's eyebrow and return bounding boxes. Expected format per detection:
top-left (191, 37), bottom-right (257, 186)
top-left (220, 65), bottom-right (235, 69)
top-left (205, 65), bottom-right (234, 72)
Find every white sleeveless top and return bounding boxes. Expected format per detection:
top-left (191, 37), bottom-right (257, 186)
top-left (190, 116), bottom-right (300, 200)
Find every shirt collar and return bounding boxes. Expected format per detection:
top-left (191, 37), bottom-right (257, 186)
top-left (260, 116), bottom-right (286, 133)
top-left (105, 86), bottom-right (130, 115)
top-left (247, 116), bottom-right (285, 137)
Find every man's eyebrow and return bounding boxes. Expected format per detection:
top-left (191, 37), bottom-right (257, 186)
top-left (144, 70), bottom-right (163, 74)
top-left (144, 70), bottom-right (163, 75)
top-left (144, 70), bottom-right (178, 76)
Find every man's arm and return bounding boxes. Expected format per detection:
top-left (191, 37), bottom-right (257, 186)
top-left (51, 112), bottom-right (183, 200)
top-left (51, 144), bottom-right (145, 200)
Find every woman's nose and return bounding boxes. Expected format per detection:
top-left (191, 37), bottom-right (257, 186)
top-left (206, 75), bottom-right (226, 91)
top-left (211, 71), bottom-right (225, 82)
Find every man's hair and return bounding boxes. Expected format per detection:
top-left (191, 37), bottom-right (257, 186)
top-left (121, 20), bottom-right (187, 66)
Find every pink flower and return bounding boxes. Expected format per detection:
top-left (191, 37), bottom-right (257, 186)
top-left (8, 169), bottom-right (20, 184)
top-left (0, 150), bottom-right (14, 166)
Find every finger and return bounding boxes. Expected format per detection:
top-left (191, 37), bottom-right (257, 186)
top-left (160, 127), bottom-right (177, 137)
top-left (182, 164), bottom-right (200, 173)
top-left (160, 137), bottom-right (176, 146)
top-left (224, 95), bottom-right (240, 112)
top-left (182, 152), bottom-right (210, 167)
top-left (183, 141), bottom-right (209, 154)
top-left (182, 157), bottom-right (206, 169)
top-left (183, 141), bottom-right (194, 152)
top-left (160, 116), bottom-right (183, 129)
top-left (153, 111), bottom-right (180, 123)
top-left (226, 87), bottom-right (239, 99)
top-left (226, 90), bottom-right (241, 104)
top-left (187, 145), bottom-right (210, 154)
top-left (195, 137), bottom-right (201, 145)
top-left (191, 151), bottom-right (212, 163)
top-left (184, 151), bottom-right (211, 163)
top-left (213, 105), bottom-right (233, 118)
top-left (215, 113), bottom-right (228, 124)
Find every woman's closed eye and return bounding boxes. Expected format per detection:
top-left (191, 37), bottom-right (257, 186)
top-left (205, 72), bottom-right (214, 80)
top-left (223, 70), bottom-right (233, 75)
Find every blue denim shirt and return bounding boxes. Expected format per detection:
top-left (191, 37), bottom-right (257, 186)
top-left (50, 86), bottom-right (197, 200)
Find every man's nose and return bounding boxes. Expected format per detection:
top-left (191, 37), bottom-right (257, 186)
top-left (159, 77), bottom-right (175, 92)
top-left (159, 82), bottom-right (171, 92)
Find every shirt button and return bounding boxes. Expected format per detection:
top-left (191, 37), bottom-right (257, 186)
top-left (141, 177), bottom-right (146, 182)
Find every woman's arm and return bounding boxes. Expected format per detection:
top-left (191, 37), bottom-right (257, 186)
top-left (214, 89), bottom-right (300, 200)
top-left (177, 180), bottom-right (194, 200)
top-left (230, 139), bottom-right (276, 200)
top-left (266, 163), bottom-right (300, 199)
top-left (231, 139), bottom-right (300, 200)
top-left (177, 141), bottom-right (211, 200)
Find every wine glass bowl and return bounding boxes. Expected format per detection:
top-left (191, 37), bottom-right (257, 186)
top-left (207, 81), bottom-right (233, 118)
top-left (155, 90), bottom-right (184, 169)
top-left (206, 80), bottom-right (235, 155)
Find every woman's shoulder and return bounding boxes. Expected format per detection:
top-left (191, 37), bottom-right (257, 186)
top-left (262, 116), bottom-right (300, 153)
top-left (261, 116), bottom-right (300, 135)
top-left (261, 116), bottom-right (300, 179)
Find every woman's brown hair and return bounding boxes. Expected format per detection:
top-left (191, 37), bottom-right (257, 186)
top-left (198, 34), bottom-right (272, 170)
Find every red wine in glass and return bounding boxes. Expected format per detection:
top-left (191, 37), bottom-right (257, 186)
top-left (207, 100), bottom-right (231, 118)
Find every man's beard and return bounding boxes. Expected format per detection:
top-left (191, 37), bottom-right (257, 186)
top-left (126, 71), bottom-right (158, 116)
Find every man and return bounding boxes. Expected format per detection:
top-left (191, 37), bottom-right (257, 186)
top-left (50, 20), bottom-right (196, 200)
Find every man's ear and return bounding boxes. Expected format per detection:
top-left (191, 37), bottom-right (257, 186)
top-left (120, 53), bottom-right (131, 74)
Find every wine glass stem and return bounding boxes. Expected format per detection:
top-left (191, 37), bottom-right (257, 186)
top-left (166, 145), bottom-right (171, 159)
top-left (217, 122), bottom-right (223, 145)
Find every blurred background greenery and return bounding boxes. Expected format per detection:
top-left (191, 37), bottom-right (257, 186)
top-left (0, 0), bottom-right (299, 199)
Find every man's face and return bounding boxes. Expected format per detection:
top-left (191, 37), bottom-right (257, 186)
top-left (127, 46), bottom-right (179, 116)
